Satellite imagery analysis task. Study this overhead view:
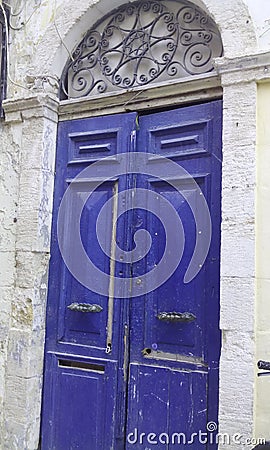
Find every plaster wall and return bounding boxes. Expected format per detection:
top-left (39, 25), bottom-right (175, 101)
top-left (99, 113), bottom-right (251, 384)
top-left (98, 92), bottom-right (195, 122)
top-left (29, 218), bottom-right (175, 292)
top-left (0, 0), bottom-right (268, 448)
top-left (256, 82), bottom-right (270, 440)
top-left (219, 78), bottom-right (256, 448)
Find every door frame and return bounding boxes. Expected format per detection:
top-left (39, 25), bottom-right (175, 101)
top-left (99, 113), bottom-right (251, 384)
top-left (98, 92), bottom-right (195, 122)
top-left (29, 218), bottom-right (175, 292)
top-left (58, 74), bottom-right (222, 122)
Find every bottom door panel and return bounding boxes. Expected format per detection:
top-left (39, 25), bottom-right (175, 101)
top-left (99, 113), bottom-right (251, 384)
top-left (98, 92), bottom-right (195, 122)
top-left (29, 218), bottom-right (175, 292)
top-left (41, 354), bottom-right (117, 450)
top-left (126, 363), bottom-right (208, 449)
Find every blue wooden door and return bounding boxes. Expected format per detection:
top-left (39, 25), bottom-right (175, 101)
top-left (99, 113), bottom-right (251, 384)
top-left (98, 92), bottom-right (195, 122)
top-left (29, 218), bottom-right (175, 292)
top-left (41, 101), bottom-right (222, 449)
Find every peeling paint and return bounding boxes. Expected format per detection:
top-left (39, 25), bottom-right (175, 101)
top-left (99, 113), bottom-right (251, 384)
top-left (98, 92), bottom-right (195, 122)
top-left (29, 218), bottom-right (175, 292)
top-left (39, 125), bottom-right (54, 247)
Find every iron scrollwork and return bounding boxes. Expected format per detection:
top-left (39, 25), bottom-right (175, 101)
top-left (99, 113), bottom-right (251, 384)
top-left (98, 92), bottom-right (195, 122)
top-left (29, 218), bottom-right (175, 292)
top-left (61, 0), bottom-right (223, 99)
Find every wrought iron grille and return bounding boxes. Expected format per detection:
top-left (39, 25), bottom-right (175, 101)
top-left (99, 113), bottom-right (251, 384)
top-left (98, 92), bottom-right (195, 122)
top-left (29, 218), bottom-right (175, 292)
top-left (60, 0), bottom-right (223, 100)
top-left (0, 6), bottom-right (8, 118)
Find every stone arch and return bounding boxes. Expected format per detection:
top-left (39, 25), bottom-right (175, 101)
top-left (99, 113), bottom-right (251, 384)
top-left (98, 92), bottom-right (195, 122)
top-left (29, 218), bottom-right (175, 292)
top-left (60, 0), bottom-right (224, 100)
top-left (32, 0), bottom-right (257, 84)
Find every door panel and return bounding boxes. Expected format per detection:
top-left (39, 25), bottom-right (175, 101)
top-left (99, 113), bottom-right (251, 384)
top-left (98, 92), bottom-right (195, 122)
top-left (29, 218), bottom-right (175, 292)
top-left (44, 353), bottom-right (117, 450)
top-left (42, 112), bottom-right (138, 450)
top-left (126, 364), bottom-right (208, 449)
top-left (42, 102), bottom-right (222, 449)
top-left (143, 176), bottom-right (209, 357)
top-left (147, 119), bottom-right (210, 159)
top-left (58, 180), bottom-right (117, 348)
top-left (68, 128), bottom-right (120, 163)
top-left (129, 101), bottom-right (222, 446)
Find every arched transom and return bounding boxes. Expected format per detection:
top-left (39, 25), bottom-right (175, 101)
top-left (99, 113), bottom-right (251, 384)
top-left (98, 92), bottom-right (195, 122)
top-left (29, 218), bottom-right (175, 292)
top-left (60, 0), bottom-right (223, 99)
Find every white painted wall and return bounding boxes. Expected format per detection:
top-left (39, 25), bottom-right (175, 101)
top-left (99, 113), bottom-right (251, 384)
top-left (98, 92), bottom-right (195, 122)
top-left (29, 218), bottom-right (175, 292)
top-left (256, 82), bottom-right (270, 440)
top-left (244, 0), bottom-right (270, 51)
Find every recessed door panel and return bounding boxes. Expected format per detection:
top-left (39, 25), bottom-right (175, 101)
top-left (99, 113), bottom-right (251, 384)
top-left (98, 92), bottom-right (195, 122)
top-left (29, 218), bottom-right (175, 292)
top-left (57, 181), bottom-right (117, 348)
top-left (43, 354), bottom-right (116, 450)
top-left (68, 129), bottom-right (119, 163)
top-left (141, 176), bottom-right (210, 358)
top-left (126, 364), bottom-right (208, 449)
top-left (148, 120), bottom-right (210, 159)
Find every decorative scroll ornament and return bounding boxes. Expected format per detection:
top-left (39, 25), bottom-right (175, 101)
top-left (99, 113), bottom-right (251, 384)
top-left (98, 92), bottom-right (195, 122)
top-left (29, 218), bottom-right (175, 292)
top-left (61, 0), bottom-right (223, 99)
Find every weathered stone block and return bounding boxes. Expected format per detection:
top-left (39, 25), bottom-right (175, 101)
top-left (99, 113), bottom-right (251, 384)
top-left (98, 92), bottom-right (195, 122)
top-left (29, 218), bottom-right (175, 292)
top-left (220, 276), bottom-right (255, 331)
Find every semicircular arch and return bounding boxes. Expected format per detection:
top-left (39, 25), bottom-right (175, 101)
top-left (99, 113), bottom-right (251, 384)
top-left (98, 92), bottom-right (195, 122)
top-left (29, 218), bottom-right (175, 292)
top-left (31, 0), bottom-right (257, 90)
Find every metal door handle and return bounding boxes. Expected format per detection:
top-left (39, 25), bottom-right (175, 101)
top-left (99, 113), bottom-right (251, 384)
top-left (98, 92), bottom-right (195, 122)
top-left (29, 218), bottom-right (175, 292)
top-left (67, 303), bottom-right (103, 313)
top-left (156, 312), bottom-right (196, 322)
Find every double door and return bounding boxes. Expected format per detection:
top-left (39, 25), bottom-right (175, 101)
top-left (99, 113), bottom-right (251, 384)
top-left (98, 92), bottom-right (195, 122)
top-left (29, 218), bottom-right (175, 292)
top-left (41, 100), bottom-right (222, 449)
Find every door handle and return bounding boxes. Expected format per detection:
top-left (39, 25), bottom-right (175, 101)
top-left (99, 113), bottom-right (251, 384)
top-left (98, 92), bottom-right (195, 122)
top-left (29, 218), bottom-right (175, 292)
top-left (156, 312), bottom-right (196, 322)
top-left (67, 303), bottom-right (103, 313)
